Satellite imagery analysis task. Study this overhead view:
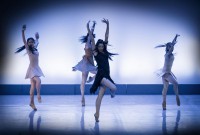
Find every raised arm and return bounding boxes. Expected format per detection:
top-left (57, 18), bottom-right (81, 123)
top-left (34, 32), bottom-right (39, 48)
top-left (91, 21), bottom-right (96, 34)
top-left (22, 25), bottom-right (27, 47)
top-left (166, 34), bottom-right (180, 55)
top-left (87, 21), bottom-right (96, 54)
top-left (171, 34), bottom-right (180, 46)
top-left (86, 21), bottom-right (96, 46)
top-left (102, 18), bottom-right (109, 43)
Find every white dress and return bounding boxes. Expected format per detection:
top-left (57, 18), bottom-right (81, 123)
top-left (156, 54), bottom-right (176, 79)
top-left (73, 43), bottom-right (97, 73)
top-left (25, 41), bottom-right (44, 79)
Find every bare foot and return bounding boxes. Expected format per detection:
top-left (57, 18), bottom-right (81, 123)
top-left (94, 113), bottom-right (99, 122)
top-left (86, 76), bottom-right (94, 83)
top-left (162, 101), bottom-right (166, 110)
top-left (81, 98), bottom-right (85, 107)
top-left (110, 90), bottom-right (115, 98)
top-left (37, 95), bottom-right (42, 103)
top-left (29, 104), bottom-right (37, 111)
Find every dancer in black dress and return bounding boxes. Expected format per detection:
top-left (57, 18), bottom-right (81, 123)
top-left (87, 19), bottom-right (117, 122)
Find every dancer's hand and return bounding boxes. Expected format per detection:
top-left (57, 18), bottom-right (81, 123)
top-left (35, 32), bottom-right (39, 39)
top-left (92, 21), bottom-right (96, 29)
top-left (176, 34), bottom-right (180, 37)
top-left (102, 18), bottom-right (109, 25)
top-left (92, 21), bottom-right (96, 25)
top-left (87, 20), bottom-right (90, 29)
top-left (22, 24), bottom-right (26, 31)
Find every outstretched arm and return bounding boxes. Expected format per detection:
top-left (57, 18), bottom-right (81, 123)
top-left (154, 44), bottom-right (166, 48)
top-left (171, 34), bottom-right (180, 46)
top-left (35, 32), bottom-right (39, 48)
top-left (87, 21), bottom-right (97, 55)
top-left (102, 18), bottom-right (109, 43)
top-left (22, 25), bottom-right (27, 47)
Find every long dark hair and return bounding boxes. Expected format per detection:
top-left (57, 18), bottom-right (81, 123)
top-left (155, 42), bottom-right (173, 52)
top-left (15, 38), bottom-right (37, 54)
top-left (79, 21), bottom-right (96, 43)
top-left (79, 33), bottom-right (96, 43)
top-left (165, 42), bottom-right (173, 52)
top-left (94, 39), bottom-right (117, 60)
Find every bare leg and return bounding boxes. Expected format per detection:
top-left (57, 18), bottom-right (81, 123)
top-left (30, 78), bottom-right (37, 110)
top-left (101, 78), bottom-right (117, 98)
top-left (165, 74), bottom-right (180, 106)
top-left (33, 77), bottom-right (42, 103)
top-left (95, 85), bottom-right (106, 122)
top-left (80, 72), bottom-right (89, 106)
top-left (162, 76), bottom-right (169, 110)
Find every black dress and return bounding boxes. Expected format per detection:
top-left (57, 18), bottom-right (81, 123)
top-left (90, 52), bottom-right (114, 94)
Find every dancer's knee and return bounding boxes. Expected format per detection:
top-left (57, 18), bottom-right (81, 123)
top-left (37, 77), bottom-right (41, 84)
top-left (173, 81), bottom-right (179, 94)
top-left (162, 87), bottom-right (168, 95)
top-left (99, 86), bottom-right (106, 95)
top-left (30, 90), bottom-right (34, 95)
top-left (111, 84), bottom-right (117, 91)
top-left (163, 84), bottom-right (168, 90)
top-left (30, 83), bottom-right (35, 92)
top-left (173, 81), bottom-right (178, 87)
top-left (162, 90), bottom-right (167, 95)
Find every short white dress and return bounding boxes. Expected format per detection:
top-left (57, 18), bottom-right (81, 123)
top-left (25, 41), bottom-right (44, 79)
top-left (155, 54), bottom-right (176, 80)
top-left (73, 44), bottom-right (97, 73)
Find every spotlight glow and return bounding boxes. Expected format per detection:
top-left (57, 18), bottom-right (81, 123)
top-left (3, 3), bottom-right (199, 84)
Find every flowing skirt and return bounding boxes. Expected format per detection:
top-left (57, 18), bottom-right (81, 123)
top-left (25, 65), bottom-right (44, 79)
top-left (73, 56), bottom-right (97, 73)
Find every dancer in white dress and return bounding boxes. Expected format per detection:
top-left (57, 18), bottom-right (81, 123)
top-left (155, 34), bottom-right (180, 110)
top-left (15, 25), bottom-right (44, 111)
top-left (72, 21), bottom-right (97, 106)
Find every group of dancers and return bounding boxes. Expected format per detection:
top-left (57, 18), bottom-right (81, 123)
top-left (15, 18), bottom-right (180, 122)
